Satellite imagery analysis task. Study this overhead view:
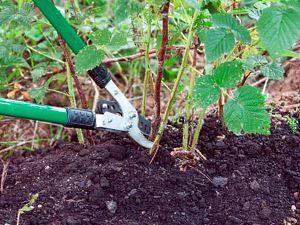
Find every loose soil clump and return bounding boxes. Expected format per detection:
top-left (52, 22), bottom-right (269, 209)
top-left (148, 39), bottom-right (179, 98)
top-left (0, 114), bottom-right (299, 225)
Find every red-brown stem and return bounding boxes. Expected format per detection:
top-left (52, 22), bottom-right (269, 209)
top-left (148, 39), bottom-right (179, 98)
top-left (57, 36), bottom-right (88, 109)
top-left (218, 94), bottom-right (224, 119)
top-left (237, 72), bottom-right (251, 87)
top-left (150, 1), bottom-right (170, 140)
top-left (232, 0), bottom-right (237, 10)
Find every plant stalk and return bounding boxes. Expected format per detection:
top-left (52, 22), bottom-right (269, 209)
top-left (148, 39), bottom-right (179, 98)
top-left (151, 0), bottom-right (170, 139)
top-left (142, 23), bottom-right (152, 116)
top-left (66, 64), bottom-right (84, 144)
top-left (0, 159), bottom-right (9, 194)
top-left (191, 108), bottom-right (206, 149)
top-left (150, 10), bottom-right (199, 156)
top-left (183, 37), bottom-right (199, 150)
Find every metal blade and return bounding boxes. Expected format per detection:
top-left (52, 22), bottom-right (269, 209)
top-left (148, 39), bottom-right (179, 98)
top-left (97, 100), bottom-right (151, 136)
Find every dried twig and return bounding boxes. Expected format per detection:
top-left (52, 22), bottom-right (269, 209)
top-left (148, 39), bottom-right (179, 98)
top-left (0, 141), bottom-right (27, 155)
top-left (151, 0), bottom-right (170, 139)
top-left (91, 79), bottom-right (100, 112)
top-left (251, 77), bottom-right (267, 87)
top-left (0, 159), bottom-right (9, 194)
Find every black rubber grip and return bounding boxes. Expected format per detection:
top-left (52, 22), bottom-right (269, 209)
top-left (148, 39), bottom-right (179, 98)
top-left (66, 108), bottom-right (96, 130)
top-left (88, 65), bottom-right (111, 88)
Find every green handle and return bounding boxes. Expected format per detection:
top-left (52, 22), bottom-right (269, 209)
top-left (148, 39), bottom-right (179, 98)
top-left (0, 98), bottom-right (67, 125)
top-left (33, 0), bottom-right (113, 88)
top-left (32, 0), bottom-right (86, 54)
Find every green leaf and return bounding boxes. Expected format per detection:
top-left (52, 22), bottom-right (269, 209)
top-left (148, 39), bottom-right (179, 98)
top-left (75, 45), bottom-right (105, 74)
top-left (185, 0), bottom-right (201, 10)
top-left (232, 25), bottom-right (251, 44)
top-left (204, 28), bottom-right (235, 61)
top-left (246, 55), bottom-right (268, 67)
top-left (257, 6), bottom-right (300, 57)
top-left (31, 68), bottom-right (45, 82)
top-left (25, 26), bottom-right (43, 42)
top-left (192, 75), bottom-right (221, 108)
top-left (212, 13), bottom-right (238, 29)
top-left (112, 0), bottom-right (144, 22)
top-left (0, 2), bottom-right (33, 28)
top-left (261, 62), bottom-right (284, 80)
top-left (109, 32), bottom-right (128, 49)
top-left (213, 61), bottom-right (243, 88)
top-left (0, 56), bottom-right (29, 68)
top-left (28, 86), bottom-right (47, 103)
top-left (90, 29), bottom-right (112, 46)
top-left (18, 193), bottom-right (39, 215)
top-left (212, 13), bottom-right (251, 43)
top-left (29, 76), bottom-right (58, 103)
top-left (224, 86), bottom-right (270, 135)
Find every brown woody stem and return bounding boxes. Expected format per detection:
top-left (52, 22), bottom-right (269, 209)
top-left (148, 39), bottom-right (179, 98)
top-left (150, 0), bottom-right (170, 140)
top-left (150, 10), bottom-right (199, 157)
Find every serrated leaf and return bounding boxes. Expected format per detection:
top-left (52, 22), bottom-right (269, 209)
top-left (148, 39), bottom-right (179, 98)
top-left (204, 28), bottom-right (235, 61)
top-left (197, 29), bottom-right (207, 42)
top-left (192, 75), bottom-right (220, 108)
top-left (109, 32), bottom-right (128, 49)
top-left (29, 77), bottom-right (58, 103)
top-left (75, 45), bottom-right (105, 74)
top-left (212, 13), bottom-right (251, 43)
top-left (113, 0), bottom-right (144, 22)
top-left (257, 6), bottom-right (300, 57)
top-left (28, 86), bottom-right (47, 103)
top-left (246, 55), bottom-right (268, 67)
top-left (213, 61), bottom-right (243, 88)
top-left (90, 29), bottom-right (112, 46)
top-left (0, 3), bottom-right (33, 28)
top-left (261, 62), bottom-right (284, 80)
top-left (0, 56), bottom-right (29, 68)
top-left (224, 86), bottom-right (271, 135)
top-left (25, 26), bottom-right (43, 42)
top-left (232, 25), bottom-right (251, 44)
top-left (0, 46), bottom-right (7, 58)
top-left (31, 68), bottom-right (45, 82)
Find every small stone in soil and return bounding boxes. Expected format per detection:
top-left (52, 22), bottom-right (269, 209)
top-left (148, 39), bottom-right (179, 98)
top-left (78, 149), bottom-right (89, 157)
top-left (259, 207), bottom-right (272, 220)
top-left (250, 180), bottom-right (260, 191)
top-left (66, 216), bottom-right (78, 225)
top-left (212, 176), bottom-right (228, 188)
top-left (243, 201), bottom-right (251, 211)
top-left (128, 189), bottom-right (138, 196)
top-left (106, 200), bottom-right (117, 214)
top-left (109, 146), bottom-right (126, 160)
top-left (100, 177), bottom-right (110, 188)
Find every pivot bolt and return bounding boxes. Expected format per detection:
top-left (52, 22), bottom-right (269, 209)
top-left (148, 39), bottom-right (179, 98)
top-left (124, 122), bottom-right (133, 130)
top-left (129, 112), bottom-right (137, 119)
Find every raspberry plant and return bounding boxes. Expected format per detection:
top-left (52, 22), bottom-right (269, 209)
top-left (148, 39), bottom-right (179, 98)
top-left (50, 0), bottom-right (300, 153)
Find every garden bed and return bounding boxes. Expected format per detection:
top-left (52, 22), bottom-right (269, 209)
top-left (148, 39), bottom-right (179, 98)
top-left (0, 113), bottom-right (299, 225)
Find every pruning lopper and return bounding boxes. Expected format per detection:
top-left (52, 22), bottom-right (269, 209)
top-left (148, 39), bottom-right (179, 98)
top-left (0, 0), bottom-right (154, 148)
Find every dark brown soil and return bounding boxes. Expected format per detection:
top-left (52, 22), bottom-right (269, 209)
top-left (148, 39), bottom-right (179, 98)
top-left (0, 114), bottom-right (299, 225)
